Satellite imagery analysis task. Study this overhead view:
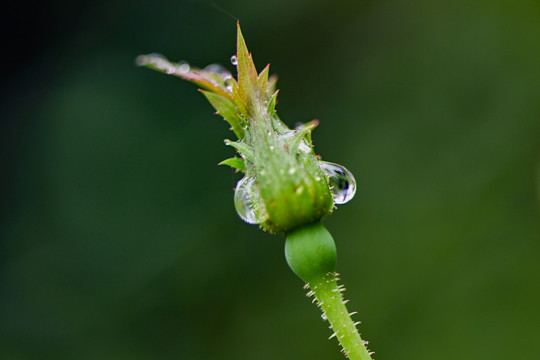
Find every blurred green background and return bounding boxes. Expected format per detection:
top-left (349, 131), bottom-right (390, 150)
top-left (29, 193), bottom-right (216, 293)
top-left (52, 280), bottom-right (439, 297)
top-left (2, 0), bottom-right (540, 359)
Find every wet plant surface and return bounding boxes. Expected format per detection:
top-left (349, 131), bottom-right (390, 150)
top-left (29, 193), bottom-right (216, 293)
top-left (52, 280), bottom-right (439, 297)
top-left (2, 1), bottom-right (540, 359)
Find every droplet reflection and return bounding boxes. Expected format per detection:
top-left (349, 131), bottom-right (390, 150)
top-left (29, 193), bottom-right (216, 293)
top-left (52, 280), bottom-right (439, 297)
top-left (234, 176), bottom-right (266, 224)
top-left (319, 161), bottom-right (356, 205)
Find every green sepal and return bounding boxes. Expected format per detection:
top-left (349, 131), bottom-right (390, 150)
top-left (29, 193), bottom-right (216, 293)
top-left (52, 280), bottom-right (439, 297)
top-left (267, 90), bottom-right (279, 115)
top-left (267, 74), bottom-right (278, 96)
top-left (234, 22), bottom-right (260, 113)
top-left (224, 139), bottom-right (255, 163)
top-left (289, 120), bottom-right (318, 155)
top-left (230, 81), bottom-right (248, 117)
top-left (219, 157), bottom-right (246, 172)
top-left (202, 90), bottom-right (246, 139)
top-left (257, 64), bottom-right (270, 95)
top-left (179, 75), bottom-right (229, 98)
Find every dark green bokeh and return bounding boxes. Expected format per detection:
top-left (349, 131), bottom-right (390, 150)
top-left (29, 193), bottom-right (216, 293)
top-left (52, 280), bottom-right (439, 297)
top-left (2, 1), bottom-right (539, 359)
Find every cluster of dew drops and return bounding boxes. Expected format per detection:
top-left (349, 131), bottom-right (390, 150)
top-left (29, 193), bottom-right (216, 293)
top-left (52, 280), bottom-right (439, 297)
top-left (135, 53), bottom-right (239, 93)
top-left (234, 162), bottom-right (356, 225)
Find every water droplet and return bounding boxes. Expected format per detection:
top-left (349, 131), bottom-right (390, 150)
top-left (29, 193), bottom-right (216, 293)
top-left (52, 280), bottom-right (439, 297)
top-left (135, 55), bottom-right (149, 66)
top-left (288, 167), bottom-right (296, 175)
top-left (278, 131), bottom-right (293, 140)
top-left (223, 74), bottom-right (234, 92)
top-left (176, 61), bottom-right (190, 74)
top-left (269, 145), bottom-right (275, 151)
top-left (321, 313), bottom-right (328, 321)
top-left (234, 176), bottom-right (266, 224)
top-left (230, 55), bottom-right (238, 66)
top-left (320, 161), bottom-right (356, 204)
top-left (298, 141), bottom-right (311, 153)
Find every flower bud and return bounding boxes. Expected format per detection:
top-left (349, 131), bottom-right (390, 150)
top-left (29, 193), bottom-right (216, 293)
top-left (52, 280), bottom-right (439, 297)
top-left (138, 23), bottom-right (358, 233)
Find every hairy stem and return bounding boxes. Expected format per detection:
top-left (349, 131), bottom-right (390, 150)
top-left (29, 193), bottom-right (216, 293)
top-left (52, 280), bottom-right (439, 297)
top-left (285, 222), bottom-right (373, 360)
top-left (308, 273), bottom-right (373, 360)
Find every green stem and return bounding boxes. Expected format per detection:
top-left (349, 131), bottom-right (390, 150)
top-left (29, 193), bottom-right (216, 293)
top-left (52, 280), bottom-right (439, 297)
top-left (309, 274), bottom-right (373, 360)
top-left (285, 222), bottom-right (373, 360)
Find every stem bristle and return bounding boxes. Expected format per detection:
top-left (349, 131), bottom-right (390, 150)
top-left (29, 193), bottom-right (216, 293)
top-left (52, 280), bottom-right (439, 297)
top-left (305, 272), bottom-right (373, 360)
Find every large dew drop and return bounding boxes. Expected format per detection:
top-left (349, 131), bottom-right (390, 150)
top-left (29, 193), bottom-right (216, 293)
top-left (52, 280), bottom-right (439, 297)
top-left (234, 176), bottom-right (266, 224)
top-left (320, 161), bottom-right (356, 205)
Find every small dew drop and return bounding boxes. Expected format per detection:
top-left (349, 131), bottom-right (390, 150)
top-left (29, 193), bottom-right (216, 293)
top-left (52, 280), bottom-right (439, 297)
top-left (135, 55), bottom-right (149, 66)
top-left (230, 55), bottom-right (238, 66)
top-left (269, 145), bottom-right (275, 151)
top-left (320, 161), bottom-right (356, 205)
top-left (223, 74), bottom-right (234, 92)
top-left (234, 176), bottom-right (266, 225)
top-left (298, 141), bottom-right (312, 153)
top-left (176, 61), bottom-right (190, 74)
top-left (288, 167), bottom-right (296, 175)
top-left (321, 313), bottom-right (328, 321)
